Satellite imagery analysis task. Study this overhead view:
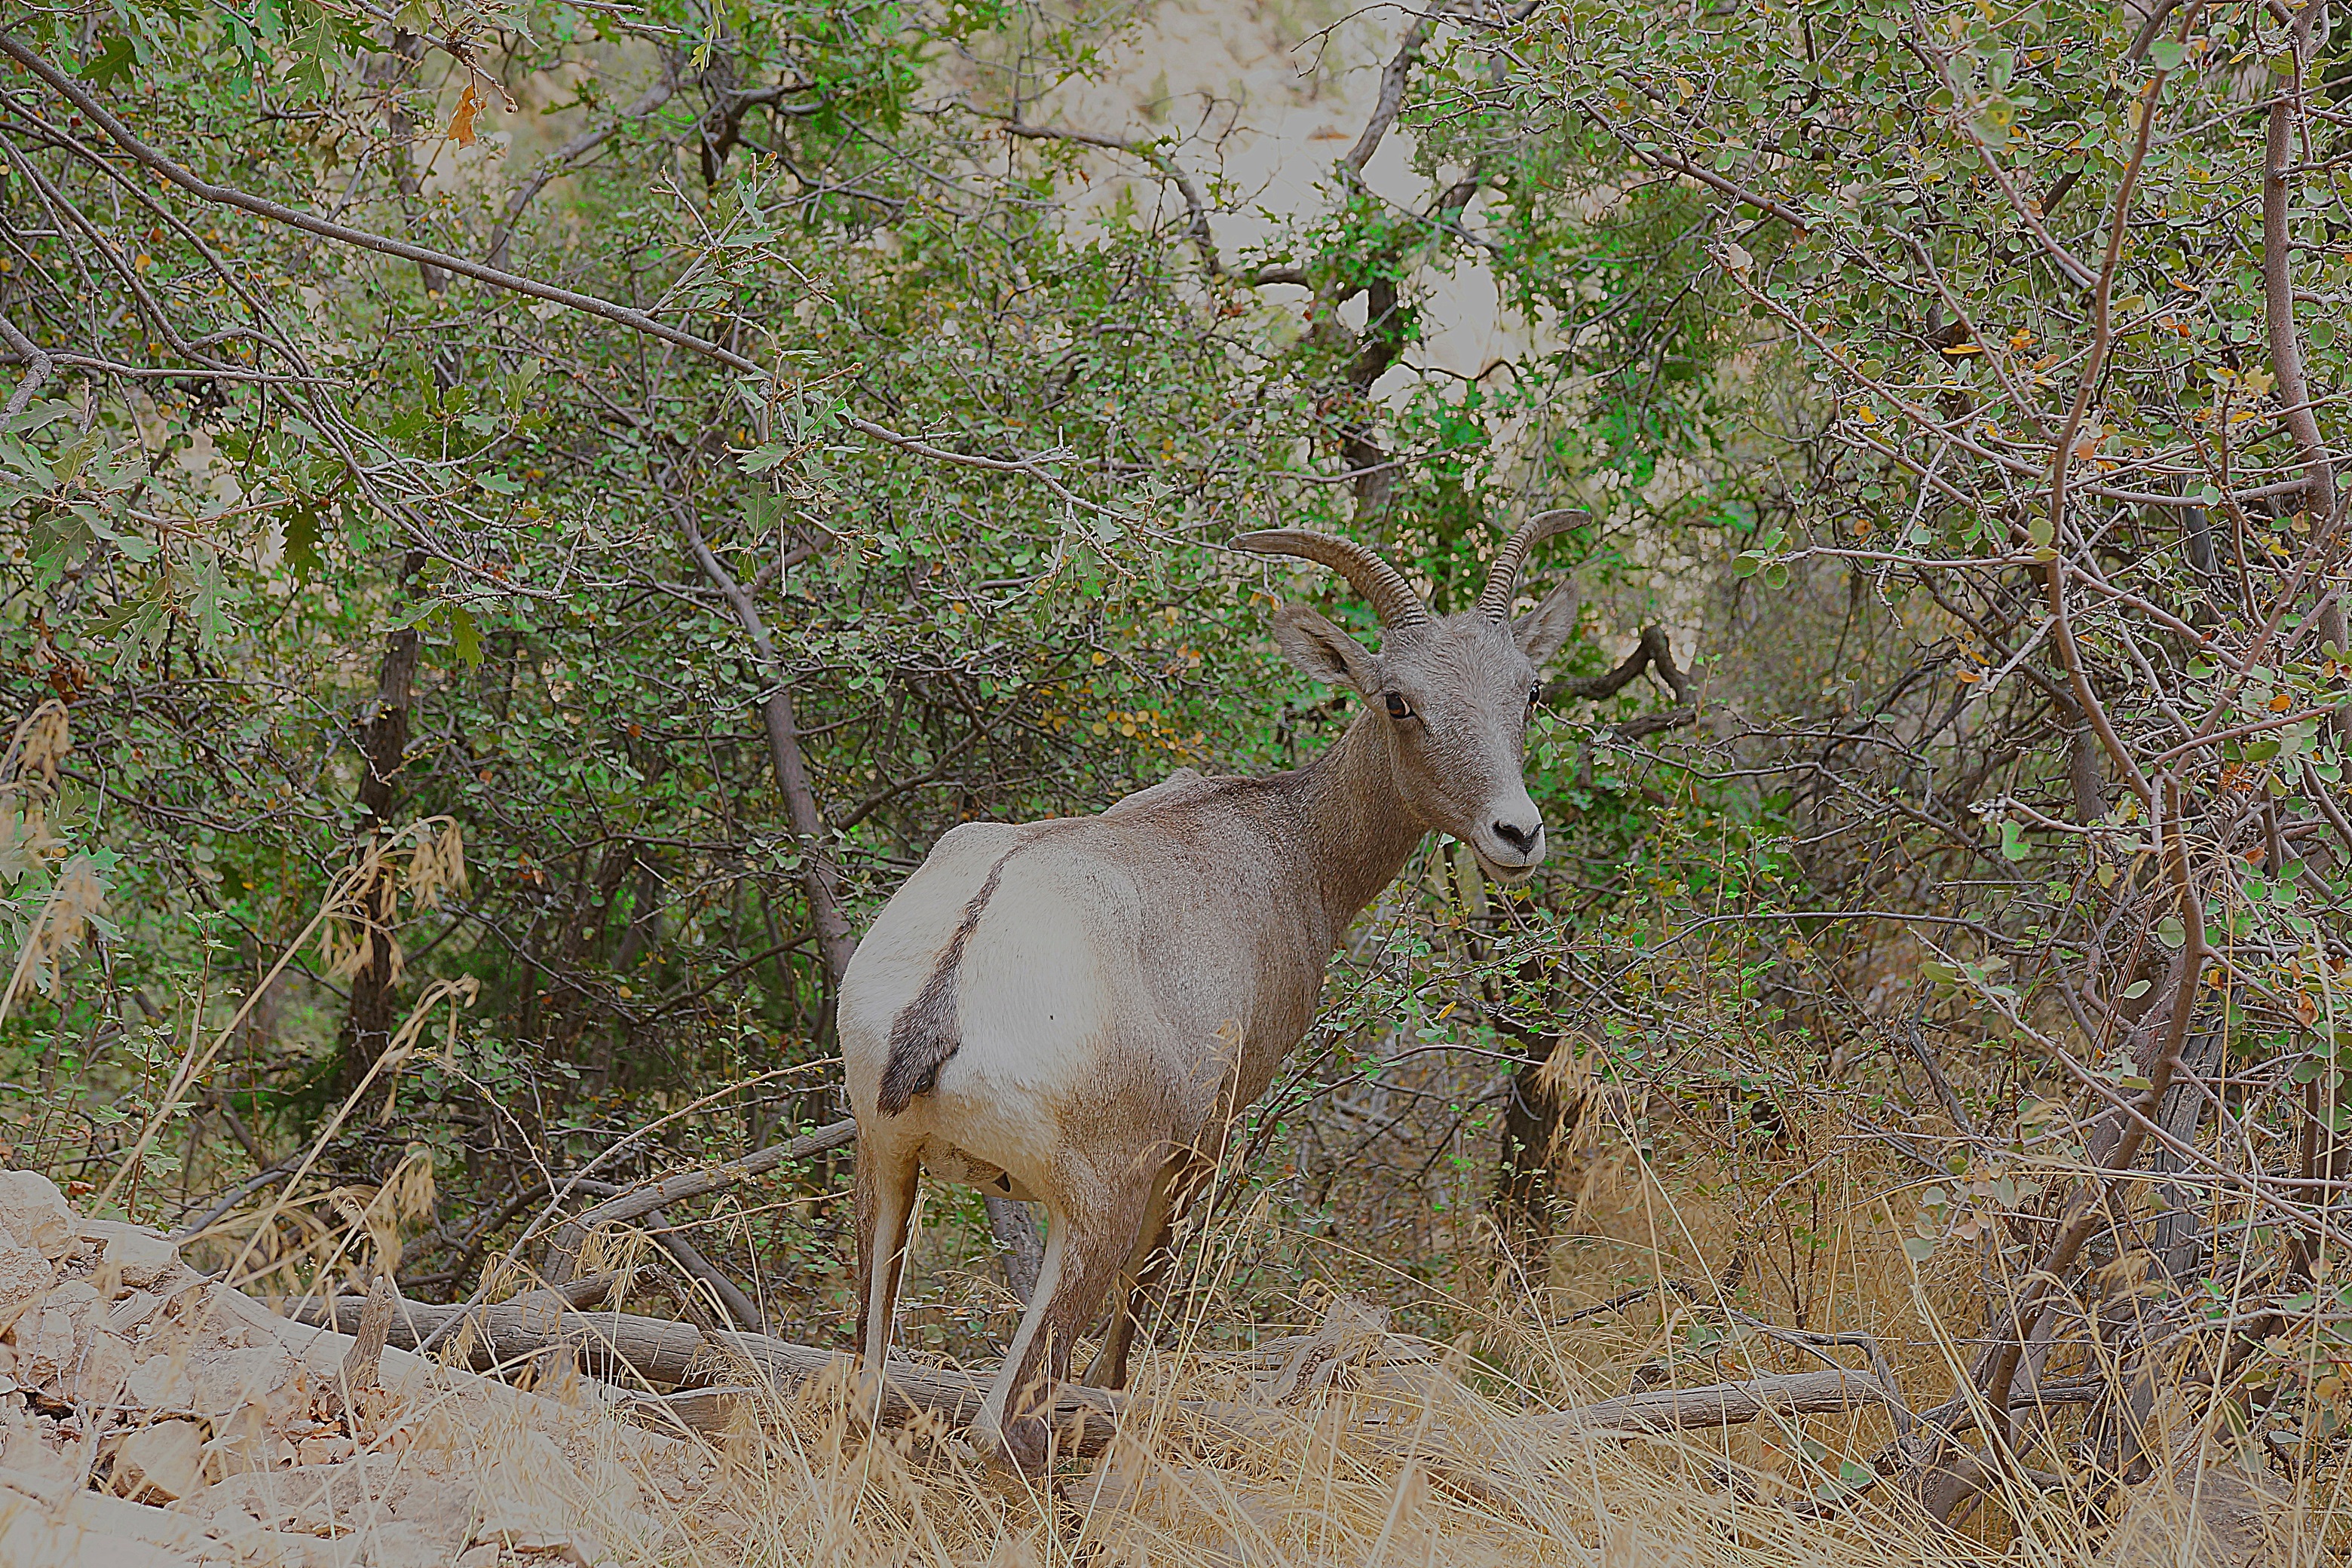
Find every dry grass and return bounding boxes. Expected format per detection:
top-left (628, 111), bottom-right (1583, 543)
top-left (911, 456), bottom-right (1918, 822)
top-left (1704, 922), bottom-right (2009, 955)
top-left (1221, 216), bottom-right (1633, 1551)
top-left (576, 1141), bottom-right (2351, 1567)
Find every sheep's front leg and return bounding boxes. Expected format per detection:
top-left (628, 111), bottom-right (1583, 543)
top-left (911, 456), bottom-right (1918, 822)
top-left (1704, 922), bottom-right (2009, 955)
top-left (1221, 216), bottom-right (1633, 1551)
top-left (975, 1169), bottom-right (1150, 1474)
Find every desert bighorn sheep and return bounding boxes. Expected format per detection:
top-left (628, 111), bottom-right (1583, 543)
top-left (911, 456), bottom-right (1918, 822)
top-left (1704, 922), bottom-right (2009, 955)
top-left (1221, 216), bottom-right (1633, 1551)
top-left (842, 513), bottom-right (1582, 1471)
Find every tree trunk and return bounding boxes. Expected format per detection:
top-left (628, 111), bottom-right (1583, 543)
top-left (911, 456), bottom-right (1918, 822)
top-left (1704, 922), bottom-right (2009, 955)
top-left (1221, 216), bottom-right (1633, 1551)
top-left (337, 558), bottom-right (424, 1102)
top-left (673, 503), bottom-right (855, 983)
top-left (1493, 1043), bottom-right (1568, 1277)
top-left (989, 1193), bottom-right (1044, 1305)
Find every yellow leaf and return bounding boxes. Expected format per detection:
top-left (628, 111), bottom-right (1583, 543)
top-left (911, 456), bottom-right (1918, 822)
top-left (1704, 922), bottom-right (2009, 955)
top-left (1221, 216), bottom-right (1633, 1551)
top-left (449, 82), bottom-right (482, 147)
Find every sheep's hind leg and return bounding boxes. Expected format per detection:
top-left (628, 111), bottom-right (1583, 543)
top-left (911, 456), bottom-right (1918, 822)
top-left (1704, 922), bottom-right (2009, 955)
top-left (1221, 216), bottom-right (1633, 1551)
top-left (975, 1174), bottom-right (1150, 1474)
top-left (853, 1138), bottom-right (922, 1372)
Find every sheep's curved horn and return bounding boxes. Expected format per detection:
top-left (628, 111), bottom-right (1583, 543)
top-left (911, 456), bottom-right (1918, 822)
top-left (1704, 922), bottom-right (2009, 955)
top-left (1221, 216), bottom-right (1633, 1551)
top-left (1234, 529), bottom-right (1429, 629)
top-left (1476, 509), bottom-right (1588, 620)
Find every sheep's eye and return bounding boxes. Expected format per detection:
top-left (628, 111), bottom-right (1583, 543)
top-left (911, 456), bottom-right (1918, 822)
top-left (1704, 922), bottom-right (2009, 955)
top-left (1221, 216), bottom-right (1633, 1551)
top-left (1384, 692), bottom-right (1413, 721)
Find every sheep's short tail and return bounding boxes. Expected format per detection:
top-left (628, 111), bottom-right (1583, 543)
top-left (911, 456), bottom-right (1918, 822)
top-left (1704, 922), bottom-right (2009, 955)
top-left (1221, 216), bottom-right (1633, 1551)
top-left (877, 847), bottom-right (1021, 1114)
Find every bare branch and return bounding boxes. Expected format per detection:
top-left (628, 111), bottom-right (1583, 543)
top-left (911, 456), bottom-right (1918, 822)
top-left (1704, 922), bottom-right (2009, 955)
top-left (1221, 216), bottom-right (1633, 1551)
top-left (0, 314), bottom-right (51, 418)
top-left (670, 494), bottom-right (858, 986)
top-left (1550, 626), bottom-right (1688, 705)
top-left (0, 34), bottom-right (762, 375)
top-left (1001, 115), bottom-right (1221, 274)
top-left (1572, 98), bottom-right (1812, 230)
top-left (1347, 1), bottom-right (1465, 173)
top-left (487, 75), bottom-right (680, 269)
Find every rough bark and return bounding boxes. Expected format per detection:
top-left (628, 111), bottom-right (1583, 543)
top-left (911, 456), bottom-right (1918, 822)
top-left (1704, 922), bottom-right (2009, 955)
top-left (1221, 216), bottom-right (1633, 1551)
top-left (672, 501), bottom-right (855, 985)
top-left (335, 554), bottom-right (424, 1100)
top-left (989, 1195), bottom-right (1045, 1305)
top-left (1494, 1034), bottom-right (1572, 1276)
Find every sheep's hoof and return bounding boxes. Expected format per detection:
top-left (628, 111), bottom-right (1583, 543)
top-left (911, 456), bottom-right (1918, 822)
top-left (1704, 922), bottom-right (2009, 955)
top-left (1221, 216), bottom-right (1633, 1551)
top-left (998, 1413), bottom-right (1053, 1476)
top-left (969, 1410), bottom-right (1053, 1477)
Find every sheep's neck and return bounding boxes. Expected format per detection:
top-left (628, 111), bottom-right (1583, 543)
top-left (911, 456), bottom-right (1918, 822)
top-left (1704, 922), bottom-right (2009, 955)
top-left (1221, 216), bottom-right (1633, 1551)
top-left (1292, 711), bottom-right (1427, 951)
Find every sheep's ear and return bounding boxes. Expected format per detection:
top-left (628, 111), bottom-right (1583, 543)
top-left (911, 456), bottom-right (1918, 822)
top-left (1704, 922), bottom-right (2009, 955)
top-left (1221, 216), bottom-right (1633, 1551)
top-left (1273, 602), bottom-right (1379, 697)
top-left (1512, 577), bottom-right (1580, 664)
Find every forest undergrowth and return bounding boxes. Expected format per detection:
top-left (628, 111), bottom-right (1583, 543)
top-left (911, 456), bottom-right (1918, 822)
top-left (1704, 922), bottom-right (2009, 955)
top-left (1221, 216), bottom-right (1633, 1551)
top-left (35, 885), bottom-right (2344, 1567)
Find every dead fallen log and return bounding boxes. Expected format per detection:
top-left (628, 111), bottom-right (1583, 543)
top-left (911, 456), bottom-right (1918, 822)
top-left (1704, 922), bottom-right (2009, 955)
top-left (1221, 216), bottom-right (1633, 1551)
top-left (1528, 1368), bottom-right (1903, 1436)
top-left (288, 1288), bottom-right (1152, 1452)
top-left (292, 1285), bottom-right (1904, 1465)
top-left (292, 1278), bottom-right (705, 1384)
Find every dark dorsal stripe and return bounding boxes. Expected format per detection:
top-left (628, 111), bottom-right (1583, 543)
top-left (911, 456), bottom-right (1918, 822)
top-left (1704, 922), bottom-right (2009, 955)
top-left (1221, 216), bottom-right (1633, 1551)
top-left (876, 839), bottom-right (1027, 1114)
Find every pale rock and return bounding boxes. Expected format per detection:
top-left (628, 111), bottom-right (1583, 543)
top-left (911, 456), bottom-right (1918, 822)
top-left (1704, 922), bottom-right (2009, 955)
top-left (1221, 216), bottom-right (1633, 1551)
top-left (0, 1423), bottom-right (75, 1484)
top-left (199, 1512), bottom-right (344, 1568)
top-left (0, 1171), bottom-right (78, 1261)
top-left (293, 1435), bottom-right (354, 1466)
top-left (188, 1345), bottom-right (300, 1422)
top-left (199, 1427), bottom-right (298, 1482)
top-left (356, 1520), bottom-right (454, 1568)
top-left (71, 1325), bottom-right (136, 1405)
top-left (126, 1352), bottom-right (198, 1410)
top-left (0, 1464), bottom-right (221, 1563)
top-left (9, 1297), bottom-right (83, 1390)
top-left (111, 1419), bottom-right (205, 1502)
top-left (453, 1547), bottom-right (501, 1568)
top-left (372, 1461), bottom-right (475, 1556)
top-left (473, 1500), bottom-right (599, 1566)
top-left (192, 1455), bottom-right (479, 1566)
top-left (108, 1288), bottom-right (164, 1334)
top-left (78, 1219), bottom-right (179, 1290)
top-left (0, 1239), bottom-right (54, 1338)
top-left (0, 1504), bottom-right (196, 1568)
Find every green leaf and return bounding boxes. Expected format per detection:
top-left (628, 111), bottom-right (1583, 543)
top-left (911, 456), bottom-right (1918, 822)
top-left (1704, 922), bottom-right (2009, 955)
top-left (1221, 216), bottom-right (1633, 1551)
top-left (446, 603), bottom-right (482, 666)
top-left (1902, 1236), bottom-right (1937, 1262)
top-left (282, 505), bottom-right (323, 580)
top-left (79, 35), bottom-right (138, 90)
top-left (1998, 819), bottom-right (2031, 861)
top-left (283, 14), bottom-right (338, 102)
top-left (2147, 37), bottom-right (2187, 71)
top-left (423, 602), bottom-right (484, 667)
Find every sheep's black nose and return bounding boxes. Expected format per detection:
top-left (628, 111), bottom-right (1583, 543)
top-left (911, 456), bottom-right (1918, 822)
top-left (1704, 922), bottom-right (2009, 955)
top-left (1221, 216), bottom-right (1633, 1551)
top-left (1493, 819), bottom-right (1540, 854)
